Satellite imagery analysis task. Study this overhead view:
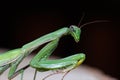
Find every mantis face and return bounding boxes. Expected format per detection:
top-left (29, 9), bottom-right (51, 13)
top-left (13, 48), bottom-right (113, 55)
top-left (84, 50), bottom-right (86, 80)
top-left (69, 25), bottom-right (81, 42)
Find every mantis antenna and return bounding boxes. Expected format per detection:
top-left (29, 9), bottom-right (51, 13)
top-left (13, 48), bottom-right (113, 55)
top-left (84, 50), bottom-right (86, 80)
top-left (79, 20), bottom-right (109, 28)
top-left (77, 12), bottom-right (85, 27)
top-left (77, 13), bottom-right (109, 28)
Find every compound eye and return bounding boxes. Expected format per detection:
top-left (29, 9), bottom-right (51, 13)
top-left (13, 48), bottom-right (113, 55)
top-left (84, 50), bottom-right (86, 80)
top-left (70, 25), bottom-right (75, 32)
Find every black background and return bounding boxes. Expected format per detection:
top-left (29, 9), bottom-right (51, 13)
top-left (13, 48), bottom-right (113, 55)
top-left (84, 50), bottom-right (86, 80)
top-left (0, 1), bottom-right (120, 79)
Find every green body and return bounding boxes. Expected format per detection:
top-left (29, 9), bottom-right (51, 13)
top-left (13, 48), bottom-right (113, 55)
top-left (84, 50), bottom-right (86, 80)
top-left (0, 49), bottom-right (21, 66)
top-left (0, 25), bottom-right (85, 80)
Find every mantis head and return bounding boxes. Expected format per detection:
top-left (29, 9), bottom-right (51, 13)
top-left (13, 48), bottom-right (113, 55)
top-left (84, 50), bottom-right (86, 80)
top-left (69, 25), bottom-right (81, 43)
top-left (69, 20), bottom-right (108, 43)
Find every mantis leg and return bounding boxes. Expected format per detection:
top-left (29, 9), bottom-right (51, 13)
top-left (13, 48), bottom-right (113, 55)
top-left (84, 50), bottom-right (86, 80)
top-left (42, 70), bottom-right (71, 80)
top-left (0, 65), bottom-right (9, 75)
top-left (8, 55), bottom-right (28, 80)
top-left (30, 38), bottom-right (85, 80)
top-left (8, 65), bottom-right (29, 80)
top-left (30, 39), bottom-right (59, 80)
top-left (33, 69), bottom-right (37, 80)
top-left (30, 38), bottom-right (59, 64)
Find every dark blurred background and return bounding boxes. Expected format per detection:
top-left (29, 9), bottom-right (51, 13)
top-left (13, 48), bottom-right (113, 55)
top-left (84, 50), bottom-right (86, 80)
top-left (0, 1), bottom-right (119, 79)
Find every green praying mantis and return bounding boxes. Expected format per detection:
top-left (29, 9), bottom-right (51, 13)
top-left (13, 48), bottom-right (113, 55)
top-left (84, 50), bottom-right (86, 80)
top-left (0, 18), bottom-right (107, 80)
top-left (0, 25), bottom-right (85, 80)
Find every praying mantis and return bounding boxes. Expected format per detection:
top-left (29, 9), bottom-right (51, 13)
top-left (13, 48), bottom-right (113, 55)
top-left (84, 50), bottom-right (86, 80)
top-left (0, 25), bottom-right (85, 80)
top-left (0, 18), bottom-right (107, 80)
